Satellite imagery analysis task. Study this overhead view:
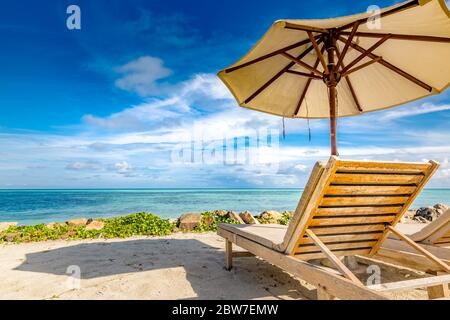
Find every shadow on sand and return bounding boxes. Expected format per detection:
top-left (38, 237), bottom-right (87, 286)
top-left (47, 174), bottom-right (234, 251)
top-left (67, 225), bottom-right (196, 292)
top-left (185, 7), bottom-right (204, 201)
top-left (14, 238), bottom-right (314, 299)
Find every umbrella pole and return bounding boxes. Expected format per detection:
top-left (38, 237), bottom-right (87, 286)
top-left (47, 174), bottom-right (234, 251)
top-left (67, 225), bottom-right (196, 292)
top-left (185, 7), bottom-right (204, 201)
top-left (329, 85), bottom-right (338, 156)
top-left (325, 33), bottom-right (339, 156)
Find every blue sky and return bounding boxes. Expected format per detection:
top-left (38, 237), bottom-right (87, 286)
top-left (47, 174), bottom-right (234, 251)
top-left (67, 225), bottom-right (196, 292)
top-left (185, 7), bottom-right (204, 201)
top-left (0, 0), bottom-right (450, 188)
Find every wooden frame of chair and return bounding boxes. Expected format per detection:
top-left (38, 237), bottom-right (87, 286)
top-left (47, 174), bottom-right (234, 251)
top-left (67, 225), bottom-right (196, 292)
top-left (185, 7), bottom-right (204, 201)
top-left (217, 157), bottom-right (450, 300)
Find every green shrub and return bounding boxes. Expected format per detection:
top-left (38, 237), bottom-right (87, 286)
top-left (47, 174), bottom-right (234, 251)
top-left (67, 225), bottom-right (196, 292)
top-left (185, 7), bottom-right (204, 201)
top-left (279, 211), bottom-right (293, 225)
top-left (194, 212), bottom-right (239, 232)
top-left (100, 212), bottom-right (175, 238)
top-left (0, 212), bottom-right (175, 243)
top-left (0, 211), bottom-right (289, 244)
top-left (0, 223), bottom-right (77, 243)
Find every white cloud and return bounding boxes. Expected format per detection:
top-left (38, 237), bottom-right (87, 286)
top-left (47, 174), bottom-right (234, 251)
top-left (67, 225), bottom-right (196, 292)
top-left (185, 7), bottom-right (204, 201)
top-left (179, 73), bottom-right (232, 100)
top-left (84, 72), bottom-right (234, 131)
top-left (379, 103), bottom-right (450, 121)
top-left (83, 97), bottom-right (187, 130)
top-left (294, 164), bottom-right (308, 171)
top-left (114, 161), bottom-right (132, 173)
top-left (114, 56), bottom-right (172, 96)
top-left (66, 161), bottom-right (101, 171)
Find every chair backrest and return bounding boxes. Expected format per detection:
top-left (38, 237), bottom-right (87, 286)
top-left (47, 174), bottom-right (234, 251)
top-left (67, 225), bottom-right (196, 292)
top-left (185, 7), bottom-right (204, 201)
top-left (283, 156), bottom-right (439, 260)
top-left (276, 161), bottom-right (326, 252)
top-left (420, 209), bottom-right (450, 246)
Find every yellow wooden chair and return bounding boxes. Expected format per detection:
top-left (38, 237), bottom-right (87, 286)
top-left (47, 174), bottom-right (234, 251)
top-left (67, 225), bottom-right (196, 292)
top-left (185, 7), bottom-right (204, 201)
top-left (218, 156), bottom-right (450, 300)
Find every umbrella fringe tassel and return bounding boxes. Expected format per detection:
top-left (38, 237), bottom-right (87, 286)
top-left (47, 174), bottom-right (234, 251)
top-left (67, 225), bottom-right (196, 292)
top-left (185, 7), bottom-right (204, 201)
top-left (306, 99), bottom-right (312, 142)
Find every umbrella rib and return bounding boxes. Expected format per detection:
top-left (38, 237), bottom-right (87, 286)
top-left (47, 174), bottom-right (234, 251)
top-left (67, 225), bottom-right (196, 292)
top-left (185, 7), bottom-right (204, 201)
top-left (337, 0), bottom-right (420, 31)
top-left (307, 31), bottom-right (329, 74)
top-left (345, 77), bottom-right (363, 113)
top-left (341, 34), bottom-right (392, 74)
top-left (286, 70), bottom-right (322, 80)
top-left (335, 45), bottom-right (363, 113)
top-left (294, 44), bottom-right (326, 116)
top-left (243, 41), bottom-right (319, 105)
top-left (338, 36), bottom-right (433, 92)
top-left (339, 31), bottom-right (450, 43)
top-left (224, 36), bottom-right (321, 74)
top-left (336, 22), bottom-right (360, 71)
top-left (343, 57), bottom-right (382, 77)
top-left (280, 22), bottom-right (329, 34)
top-left (281, 52), bottom-right (323, 77)
top-left (293, 60), bottom-right (317, 117)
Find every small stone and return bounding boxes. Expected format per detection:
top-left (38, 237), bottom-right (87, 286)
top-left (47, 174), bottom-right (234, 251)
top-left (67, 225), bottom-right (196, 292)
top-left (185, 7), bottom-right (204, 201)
top-left (401, 210), bottom-right (416, 223)
top-left (46, 222), bottom-right (58, 229)
top-left (434, 203), bottom-right (449, 216)
top-left (66, 218), bottom-right (88, 227)
top-left (214, 210), bottom-right (228, 217)
top-left (86, 220), bottom-right (105, 231)
top-left (258, 210), bottom-right (282, 224)
top-left (227, 211), bottom-right (244, 224)
top-left (239, 211), bottom-right (259, 224)
top-left (202, 215), bottom-right (215, 227)
top-left (5, 232), bottom-right (20, 242)
top-left (179, 213), bottom-right (202, 231)
top-left (0, 222), bottom-right (17, 232)
top-left (414, 207), bottom-right (440, 222)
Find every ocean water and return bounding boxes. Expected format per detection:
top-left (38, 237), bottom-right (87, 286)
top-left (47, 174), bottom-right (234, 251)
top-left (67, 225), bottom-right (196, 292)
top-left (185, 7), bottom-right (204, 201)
top-left (0, 189), bottom-right (448, 225)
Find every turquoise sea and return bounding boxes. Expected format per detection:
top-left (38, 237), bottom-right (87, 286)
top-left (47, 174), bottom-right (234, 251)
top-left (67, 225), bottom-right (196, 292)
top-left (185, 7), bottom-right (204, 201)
top-left (0, 188), bottom-right (449, 225)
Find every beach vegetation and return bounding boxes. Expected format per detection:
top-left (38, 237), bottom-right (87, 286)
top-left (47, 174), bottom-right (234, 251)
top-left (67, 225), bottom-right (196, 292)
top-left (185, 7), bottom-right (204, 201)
top-left (279, 211), bottom-right (293, 225)
top-left (194, 211), bottom-right (239, 232)
top-left (0, 210), bottom-right (291, 243)
top-left (0, 212), bottom-right (175, 243)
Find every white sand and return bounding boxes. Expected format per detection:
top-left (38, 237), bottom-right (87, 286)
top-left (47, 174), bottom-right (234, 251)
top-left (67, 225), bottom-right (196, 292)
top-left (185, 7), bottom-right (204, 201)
top-left (0, 232), bottom-right (430, 300)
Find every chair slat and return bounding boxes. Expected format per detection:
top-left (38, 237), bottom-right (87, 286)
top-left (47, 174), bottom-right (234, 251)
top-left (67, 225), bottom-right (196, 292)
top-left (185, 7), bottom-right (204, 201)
top-left (335, 161), bottom-right (430, 173)
top-left (297, 240), bottom-right (377, 253)
top-left (333, 173), bottom-right (423, 185)
top-left (310, 224), bottom-right (387, 235)
top-left (295, 248), bottom-right (372, 260)
top-left (327, 185), bottom-right (416, 196)
top-left (300, 232), bottom-right (382, 245)
top-left (316, 206), bottom-right (402, 216)
top-left (310, 215), bottom-right (396, 226)
top-left (321, 196), bottom-right (409, 206)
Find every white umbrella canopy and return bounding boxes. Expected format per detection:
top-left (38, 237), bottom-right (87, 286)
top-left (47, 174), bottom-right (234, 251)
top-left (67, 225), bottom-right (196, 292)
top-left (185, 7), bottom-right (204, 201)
top-left (218, 0), bottom-right (450, 155)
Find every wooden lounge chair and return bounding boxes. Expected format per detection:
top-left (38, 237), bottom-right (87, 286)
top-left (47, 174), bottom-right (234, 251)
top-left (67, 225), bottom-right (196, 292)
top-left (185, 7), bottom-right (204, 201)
top-left (390, 209), bottom-right (450, 247)
top-left (377, 210), bottom-right (450, 274)
top-left (217, 157), bottom-right (450, 300)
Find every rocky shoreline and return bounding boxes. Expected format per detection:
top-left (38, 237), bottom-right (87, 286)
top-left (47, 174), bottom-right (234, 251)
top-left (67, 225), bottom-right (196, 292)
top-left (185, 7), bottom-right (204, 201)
top-left (177, 210), bottom-right (292, 231)
top-left (401, 203), bottom-right (448, 223)
top-left (0, 203), bottom-right (448, 243)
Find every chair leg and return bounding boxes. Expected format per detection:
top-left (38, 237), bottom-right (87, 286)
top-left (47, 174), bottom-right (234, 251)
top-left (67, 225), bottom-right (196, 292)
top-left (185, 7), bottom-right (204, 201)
top-left (225, 239), bottom-right (233, 271)
top-left (427, 271), bottom-right (450, 299)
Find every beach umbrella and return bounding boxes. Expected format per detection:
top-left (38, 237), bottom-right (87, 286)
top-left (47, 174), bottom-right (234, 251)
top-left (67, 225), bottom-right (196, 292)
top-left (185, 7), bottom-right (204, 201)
top-left (218, 0), bottom-right (450, 155)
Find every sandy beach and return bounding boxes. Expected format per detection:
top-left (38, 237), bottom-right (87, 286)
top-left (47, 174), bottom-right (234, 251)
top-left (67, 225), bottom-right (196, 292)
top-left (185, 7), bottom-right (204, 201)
top-left (0, 232), bottom-right (433, 300)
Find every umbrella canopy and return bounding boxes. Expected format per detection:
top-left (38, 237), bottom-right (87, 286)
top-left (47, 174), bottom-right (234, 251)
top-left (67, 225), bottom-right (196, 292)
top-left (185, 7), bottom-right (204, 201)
top-left (218, 0), bottom-right (450, 155)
